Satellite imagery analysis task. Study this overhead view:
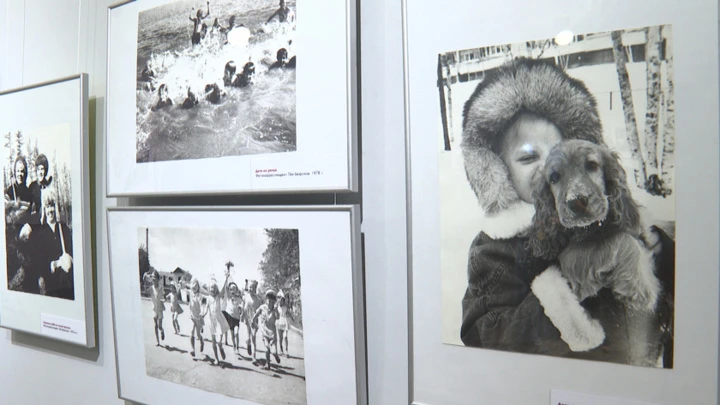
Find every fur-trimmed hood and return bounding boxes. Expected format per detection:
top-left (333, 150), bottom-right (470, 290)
top-left (461, 58), bottom-right (604, 214)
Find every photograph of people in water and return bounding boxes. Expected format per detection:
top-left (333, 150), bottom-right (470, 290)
top-left (136, 0), bottom-right (297, 163)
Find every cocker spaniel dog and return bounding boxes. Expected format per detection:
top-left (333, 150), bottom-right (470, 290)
top-left (529, 139), bottom-right (661, 311)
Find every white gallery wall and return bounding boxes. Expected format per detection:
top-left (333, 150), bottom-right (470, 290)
top-left (1, 0), bottom-right (718, 405)
top-left (0, 1), bottom-right (124, 404)
top-left (0, 0), bottom-right (410, 404)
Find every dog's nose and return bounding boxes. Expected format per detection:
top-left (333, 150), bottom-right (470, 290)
top-left (568, 196), bottom-right (589, 213)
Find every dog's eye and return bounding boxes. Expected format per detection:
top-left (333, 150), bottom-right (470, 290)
top-left (585, 161), bottom-right (599, 171)
top-left (548, 171), bottom-right (560, 184)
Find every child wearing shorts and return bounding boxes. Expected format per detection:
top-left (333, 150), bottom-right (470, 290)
top-left (252, 289), bottom-right (282, 370)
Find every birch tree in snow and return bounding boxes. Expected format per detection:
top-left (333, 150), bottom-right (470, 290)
top-left (660, 24), bottom-right (675, 193)
top-left (611, 30), bottom-right (647, 187)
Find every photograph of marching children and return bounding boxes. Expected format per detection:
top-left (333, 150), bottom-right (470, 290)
top-left (135, 0), bottom-right (297, 163)
top-left (3, 124), bottom-right (75, 300)
top-left (137, 226), bottom-right (307, 405)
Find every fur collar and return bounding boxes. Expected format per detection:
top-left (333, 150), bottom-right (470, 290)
top-left (461, 58), bottom-right (604, 214)
top-left (479, 201), bottom-right (535, 240)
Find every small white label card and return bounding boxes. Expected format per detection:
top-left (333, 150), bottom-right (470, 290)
top-left (40, 313), bottom-right (86, 345)
top-left (250, 153), bottom-right (346, 190)
top-left (551, 390), bottom-right (662, 405)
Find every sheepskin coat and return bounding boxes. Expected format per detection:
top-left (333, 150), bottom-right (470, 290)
top-left (460, 209), bottom-right (675, 368)
top-left (461, 58), bottom-right (605, 213)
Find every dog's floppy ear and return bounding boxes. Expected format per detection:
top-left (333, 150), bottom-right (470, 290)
top-left (529, 180), bottom-right (567, 259)
top-left (601, 148), bottom-right (640, 232)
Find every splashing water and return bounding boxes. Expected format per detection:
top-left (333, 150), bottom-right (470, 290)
top-left (135, 0), bottom-right (297, 163)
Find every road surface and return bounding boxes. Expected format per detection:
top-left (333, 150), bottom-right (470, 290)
top-left (141, 299), bottom-right (306, 405)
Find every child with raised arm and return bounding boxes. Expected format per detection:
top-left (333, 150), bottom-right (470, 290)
top-left (189, 1), bottom-right (210, 45)
top-left (206, 281), bottom-right (230, 364)
top-left (221, 271), bottom-right (244, 355)
top-left (252, 289), bottom-right (281, 370)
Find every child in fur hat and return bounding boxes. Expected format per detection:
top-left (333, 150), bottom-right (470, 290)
top-left (459, 58), bottom-right (674, 367)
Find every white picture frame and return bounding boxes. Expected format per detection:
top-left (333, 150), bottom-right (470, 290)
top-left (105, 0), bottom-right (358, 197)
top-left (403, 0), bottom-right (719, 404)
top-left (106, 205), bottom-right (366, 405)
top-left (0, 74), bottom-right (95, 348)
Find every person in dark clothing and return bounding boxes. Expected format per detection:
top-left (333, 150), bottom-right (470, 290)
top-left (269, 48), bottom-right (289, 70)
top-left (204, 83), bottom-right (225, 104)
top-left (28, 154), bottom-right (52, 223)
top-left (140, 60), bottom-right (157, 91)
top-left (223, 61), bottom-right (237, 87)
top-left (151, 84), bottom-right (173, 111)
top-left (458, 58), bottom-right (674, 368)
top-left (5, 156), bottom-right (35, 294)
top-left (266, 0), bottom-right (295, 23)
top-left (26, 191), bottom-right (74, 299)
top-left (232, 62), bottom-right (255, 88)
top-left (181, 87), bottom-right (199, 109)
top-left (5, 156), bottom-right (33, 224)
top-left (189, 1), bottom-right (211, 45)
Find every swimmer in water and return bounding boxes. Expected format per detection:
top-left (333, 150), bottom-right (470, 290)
top-left (223, 15), bottom-right (237, 33)
top-left (204, 83), bottom-right (225, 104)
top-left (201, 21), bottom-right (209, 40)
top-left (219, 15), bottom-right (237, 36)
top-left (140, 61), bottom-right (157, 91)
top-left (181, 87), bottom-right (199, 109)
top-left (189, 1), bottom-right (210, 45)
top-left (141, 60), bottom-right (156, 82)
top-left (232, 62), bottom-right (255, 88)
top-left (269, 48), bottom-right (289, 70)
top-left (266, 0), bottom-right (295, 23)
top-left (223, 61), bottom-right (237, 87)
top-left (151, 84), bottom-right (173, 111)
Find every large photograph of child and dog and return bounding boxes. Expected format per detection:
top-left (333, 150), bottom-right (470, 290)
top-left (439, 24), bottom-right (675, 368)
top-left (138, 226), bottom-right (306, 405)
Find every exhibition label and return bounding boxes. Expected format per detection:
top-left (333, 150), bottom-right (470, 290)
top-left (40, 313), bottom-right (85, 345)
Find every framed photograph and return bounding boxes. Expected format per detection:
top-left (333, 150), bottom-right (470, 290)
top-left (439, 24), bottom-right (678, 367)
top-left (107, 206), bottom-right (366, 405)
top-left (0, 74), bottom-right (95, 347)
top-left (404, 0), bottom-right (719, 404)
top-left (106, 0), bottom-right (358, 196)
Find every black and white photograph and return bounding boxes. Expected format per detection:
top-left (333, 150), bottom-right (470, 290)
top-left (137, 226), bottom-right (306, 405)
top-left (438, 25), bottom-right (676, 368)
top-left (136, 0), bottom-right (297, 163)
top-left (4, 123), bottom-right (75, 301)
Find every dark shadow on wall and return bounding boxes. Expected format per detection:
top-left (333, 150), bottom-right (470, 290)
top-left (88, 96), bottom-right (101, 355)
top-left (10, 330), bottom-right (99, 362)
